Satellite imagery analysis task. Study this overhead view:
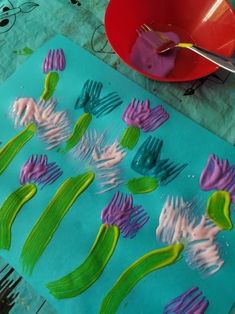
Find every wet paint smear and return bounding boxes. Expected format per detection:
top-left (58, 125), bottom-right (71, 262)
top-left (21, 171), bottom-right (95, 275)
top-left (13, 47), bottom-right (34, 56)
top-left (0, 123), bottom-right (36, 175)
top-left (100, 243), bottom-right (184, 314)
top-left (0, 184), bottom-right (37, 250)
top-left (47, 192), bottom-right (149, 298)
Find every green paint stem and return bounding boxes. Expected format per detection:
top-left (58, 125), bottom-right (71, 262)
top-left (41, 72), bottom-right (60, 101)
top-left (0, 184), bottom-right (37, 250)
top-left (120, 126), bottom-right (140, 150)
top-left (127, 177), bottom-right (159, 194)
top-left (61, 113), bottom-right (92, 153)
top-left (100, 243), bottom-right (184, 314)
top-left (206, 190), bottom-right (232, 230)
top-left (0, 123), bottom-right (36, 175)
top-left (47, 224), bottom-right (119, 299)
top-left (21, 171), bottom-right (95, 275)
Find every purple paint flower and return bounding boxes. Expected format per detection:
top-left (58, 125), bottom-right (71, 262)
top-left (200, 154), bottom-right (235, 203)
top-left (20, 155), bottom-right (63, 188)
top-left (163, 287), bottom-right (209, 314)
top-left (43, 49), bottom-right (66, 73)
top-left (122, 99), bottom-right (169, 132)
top-left (101, 191), bottom-right (149, 238)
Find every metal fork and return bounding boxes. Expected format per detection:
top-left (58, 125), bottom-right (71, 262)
top-left (138, 24), bottom-right (235, 73)
top-left (137, 24), bottom-right (171, 48)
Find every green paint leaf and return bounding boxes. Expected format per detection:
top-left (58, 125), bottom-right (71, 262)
top-left (127, 177), bottom-right (159, 194)
top-left (206, 190), bottom-right (232, 230)
top-left (120, 126), bottom-right (140, 150)
top-left (0, 184), bottom-right (37, 250)
top-left (0, 123), bottom-right (36, 175)
top-left (47, 224), bottom-right (119, 299)
top-left (21, 171), bottom-right (95, 275)
top-left (100, 243), bottom-right (184, 314)
top-left (61, 113), bottom-right (92, 153)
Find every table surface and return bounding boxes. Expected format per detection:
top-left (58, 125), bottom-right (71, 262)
top-left (0, 1), bottom-right (235, 314)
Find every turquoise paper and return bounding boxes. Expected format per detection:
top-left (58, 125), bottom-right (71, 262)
top-left (0, 35), bottom-right (234, 314)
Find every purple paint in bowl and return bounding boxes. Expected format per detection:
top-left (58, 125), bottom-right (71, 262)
top-left (131, 31), bottom-right (180, 77)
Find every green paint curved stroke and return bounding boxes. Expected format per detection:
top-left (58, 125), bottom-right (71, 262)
top-left (61, 113), bottom-right (92, 153)
top-left (47, 224), bottom-right (119, 299)
top-left (21, 171), bottom-right (95, 275)
top-left (100, 243), bottom-right (184, 314)
top-left (0, 183), bottom-right (37, 250)
top-left (0, 123), bottom-right (36, 175)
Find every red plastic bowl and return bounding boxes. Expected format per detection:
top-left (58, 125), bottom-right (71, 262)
top-left (105, 0), bottom-right (235, 82)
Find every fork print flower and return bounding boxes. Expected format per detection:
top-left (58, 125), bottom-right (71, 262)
top-left (200, 154), bottom-right (235, 203)
top-left (60, 79), bottom-right (123, 153)
top-left (120, 98), bottom-right (169, 149)
top-left (73, 129), bottom-right (126, 194)
top-left (156, 196), bottom-right (224, 276)
top-left (127, 136), bottom-right (187, 194)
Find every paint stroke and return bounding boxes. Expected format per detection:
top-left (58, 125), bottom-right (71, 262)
top-left (0, 123), bottom-right (36, 175)
top-left (21, 171), bottom-right (95, 275)
top-left (0, 184), bottom-right (37, 250)
top-left (100, 243), bottom-right (184, 314)
top-left (47, 192), bottom-right (149, 298)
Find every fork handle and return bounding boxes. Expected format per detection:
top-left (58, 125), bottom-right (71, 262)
top-left (187, 45), bottom-right (235, 73)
